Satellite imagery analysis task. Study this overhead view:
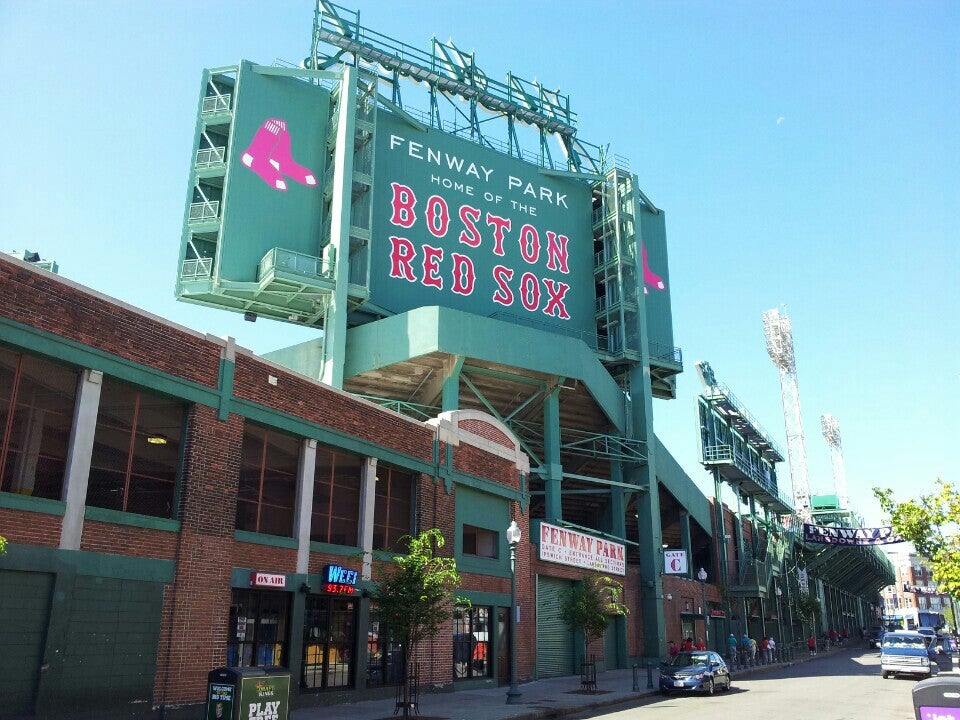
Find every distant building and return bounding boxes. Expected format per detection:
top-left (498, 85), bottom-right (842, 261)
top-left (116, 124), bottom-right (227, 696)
top-left (881, 549), bottom-right (952, 630)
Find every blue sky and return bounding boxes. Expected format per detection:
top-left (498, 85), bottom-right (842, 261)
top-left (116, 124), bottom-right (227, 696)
top-left (1, 1), bottom-right (956, 526)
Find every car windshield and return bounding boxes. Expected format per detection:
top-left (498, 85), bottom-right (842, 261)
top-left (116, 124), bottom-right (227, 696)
top-left (883, 635), bottom-right (926, 648)
top-left (671, 652), bottom-right (709, 667)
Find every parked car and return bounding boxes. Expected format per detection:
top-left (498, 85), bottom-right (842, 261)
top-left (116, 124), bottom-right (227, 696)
top-left (880, 631), bottom-right (935, 679)
top-left (659, 651), bottom-right (732, 695)
top-left (866, 626), bottom-right (886, 649)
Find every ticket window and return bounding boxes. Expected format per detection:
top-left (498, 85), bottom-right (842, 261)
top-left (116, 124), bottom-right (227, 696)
top-left (227, 589), bottom-right (290, 668)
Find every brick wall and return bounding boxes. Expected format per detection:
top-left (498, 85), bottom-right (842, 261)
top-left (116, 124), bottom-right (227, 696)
top-left (154, 405), bottom-right (244, 707)
top-left (0, 506), bottom-right (61, 547)
top-left (0, 258), bottom-right (221, 387)
top-left (80, 521), bottom-right (178, 560)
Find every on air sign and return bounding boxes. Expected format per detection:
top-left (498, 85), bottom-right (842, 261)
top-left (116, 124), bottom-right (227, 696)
top-left (250, 572), bottom-right (286, 589)
top-left (539, 522), bottom-right (625, 576)
top-left (663, 550), bottom-right (687, 575)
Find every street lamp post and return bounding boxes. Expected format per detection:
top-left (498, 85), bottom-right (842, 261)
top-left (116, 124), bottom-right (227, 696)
top-left (506, 520), bottom-right (522, 705)
top-left (775, 586), bottom-right (784, 661)
top-left (697, 567), bottom-right (709, 651)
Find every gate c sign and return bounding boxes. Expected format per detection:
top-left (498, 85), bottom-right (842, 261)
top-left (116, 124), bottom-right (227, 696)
top-left (663, 549), bottom-right (688, 575)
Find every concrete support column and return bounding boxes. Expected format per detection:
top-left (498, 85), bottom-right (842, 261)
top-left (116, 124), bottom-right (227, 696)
top-left (359, 456), bottom-right (378, 581)
top-left (59, 368), bottom-right (103, 550)
top-left (441, 356), bottom-right (464, 412)
top-left (294, 439), bottom-right (318, 575)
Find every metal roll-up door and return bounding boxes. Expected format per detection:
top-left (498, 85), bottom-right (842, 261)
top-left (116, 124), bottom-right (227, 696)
top-left (0, 570), bottom-right (53, 715)
top-left (536, 575), bottom-right (574, 678)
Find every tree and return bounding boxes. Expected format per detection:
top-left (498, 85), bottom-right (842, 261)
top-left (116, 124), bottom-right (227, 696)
top-left (874, 478), bottom-right (960, 599)
top-left (373, 528), bottom-right (462, 718)
top-left (793, 591), bottom-right (822, 638)
top-left (0, 535), bottom-right (6, 555)
top-left (559, 573), bottom-right (629, 674)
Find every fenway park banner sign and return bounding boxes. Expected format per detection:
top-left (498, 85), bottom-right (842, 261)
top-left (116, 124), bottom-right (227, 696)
top-left (539, 522), bottom-right (625, 575)
top-left (803, 523), bottom-right (902, 546)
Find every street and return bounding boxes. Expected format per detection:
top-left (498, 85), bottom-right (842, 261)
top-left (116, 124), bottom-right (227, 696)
top-left (569, 649), bottom-right (919, 720)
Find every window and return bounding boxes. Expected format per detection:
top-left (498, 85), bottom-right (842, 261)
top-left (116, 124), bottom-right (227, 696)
top-left (302, 595), bottom-right (356, 691)
top-left (227, 589), bottom-right (289, 668)
top-left (453, 606), bottom-right (492, 680)
top-left (237, 425), bottom-right (298, 536)
top-left (366, 605), bottom-right (405, 686)
top-left (0, 347), bottom-right (78, 500)
top-left (462, 525), bottom-right (498, 558)
top-left (86, 378), bottom-right (185, 518)
top-left (373, 466), bottom-right (414, 552)
top-left (311, 447), bottom-right (361, 546)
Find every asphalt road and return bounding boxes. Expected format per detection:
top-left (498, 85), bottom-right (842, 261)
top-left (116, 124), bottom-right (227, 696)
top-left (569, 648), bottom-right (921, 720)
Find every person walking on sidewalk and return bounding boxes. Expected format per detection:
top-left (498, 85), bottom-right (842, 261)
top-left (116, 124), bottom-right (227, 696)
top-left (807, 634), bottom-right (817, 656)
top-left (767, 636), bottom-right (777, 663)
top-left (727, 633), bottom-right (739, 666)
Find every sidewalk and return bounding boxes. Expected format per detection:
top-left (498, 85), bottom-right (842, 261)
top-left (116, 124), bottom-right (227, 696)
top-left (291, 650), bottom-right (827, 720)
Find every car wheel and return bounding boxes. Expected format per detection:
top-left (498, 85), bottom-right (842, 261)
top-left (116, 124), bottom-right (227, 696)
top-left (705, 678), bottom-right (714, 695)
top-left (661, 689), bottom-right (671, 696)
top-left (724, 677), bottom-right (733, 692)
top-left (881, 670), bottom-right (890, 679)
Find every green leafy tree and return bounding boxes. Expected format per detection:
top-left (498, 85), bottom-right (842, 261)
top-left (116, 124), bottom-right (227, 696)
top-left (874, 478), bottom-right (960, 598)
top-left (559, 574), bottom-right (630, 672)
top-left (793, 591), bottom-right (822, 638)
top-left (373, 528), bottom-right (462, 718)
top-left (0, 535), bottom-right (6, 555)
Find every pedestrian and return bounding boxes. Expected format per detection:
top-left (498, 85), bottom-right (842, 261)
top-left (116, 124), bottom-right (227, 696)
top-left (828, 628), bottom-right (839, 646)
top-left (749, 636), bottom-right (758, 664)
top-left (768, 636), bottom-right (777, 662)
top-left (742, 633), bottom-right (753, 665)
top-left (760, 636), bottom-right (770, 663)
top-left (682, 637), bottom-right (694, 651)
top-left (668, 639), bottom-right (679, 658)
top-left (807, 634), bottom-right (816, 656)
top-left (726, 633), bottom-right (738, 665)
top-left (694, 636), bottom-right (706, 651)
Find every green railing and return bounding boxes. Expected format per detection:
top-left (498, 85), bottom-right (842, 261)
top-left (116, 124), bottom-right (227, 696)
top-left (258, 248), bottom-right (335, 282)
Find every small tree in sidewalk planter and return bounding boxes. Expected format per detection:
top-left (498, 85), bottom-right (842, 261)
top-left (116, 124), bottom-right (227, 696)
top-left (559, 573), bottom-right (630, 690)
top-left (373, 528), bottom-right (463, 718)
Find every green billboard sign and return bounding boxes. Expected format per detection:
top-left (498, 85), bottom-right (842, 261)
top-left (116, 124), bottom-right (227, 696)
top-left (217, 62), bottom-right (331, 283)
top-left (369, 111), bottom-right (595, 339)
top-left (237, 673), bottom-right (289, 720)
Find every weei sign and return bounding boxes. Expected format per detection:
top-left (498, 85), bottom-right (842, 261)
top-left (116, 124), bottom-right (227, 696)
top-left (371, 112), bottom-right (594, 339)
top-left (538, 522), bottom-right (625, 576)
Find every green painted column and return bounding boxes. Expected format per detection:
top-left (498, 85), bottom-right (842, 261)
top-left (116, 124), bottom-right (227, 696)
top-left (679, 511), bottom-right (692, 579)
top-left (441, 356), bottom-right (464, 412)
top-left (543, 384), bottom-right (563, 522)
top-left (608, 463), bottom-right (628, 668)
top-left (320, 66), bottom-right (357, 389)
top-left (714, 471), bottom-right (728, 583)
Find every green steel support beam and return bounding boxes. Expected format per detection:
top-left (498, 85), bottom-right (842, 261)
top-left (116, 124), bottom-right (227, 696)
top-left (543, 384), bottom-right (563, 522)
top-left (441, 355), bottom-right (464, 412)
top-left (320, 66), bottom-right (357, 389)
top-left (679, 511), bottom-right (693, 579)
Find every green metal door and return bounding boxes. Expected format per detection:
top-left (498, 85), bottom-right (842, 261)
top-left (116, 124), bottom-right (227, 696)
top-left (536, 576), bottom-right (573, 678)
top-left (0, 570), bottom-right (53, 715)
top-left (603, 620), bottom-right (618, 671)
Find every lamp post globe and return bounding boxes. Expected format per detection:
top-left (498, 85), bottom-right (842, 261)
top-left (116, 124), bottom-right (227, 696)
top-left (506, 520), bottom-right (522, 704)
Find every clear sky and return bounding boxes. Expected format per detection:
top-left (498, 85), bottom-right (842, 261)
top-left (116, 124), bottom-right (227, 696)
top-left (1, 1), bottom-right (956, 526)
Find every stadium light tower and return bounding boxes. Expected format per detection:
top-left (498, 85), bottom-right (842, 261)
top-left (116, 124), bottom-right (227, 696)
top-left (820, 414), bottom-right (848, 510)
top-left (762, 308), bottom-right (812, 521)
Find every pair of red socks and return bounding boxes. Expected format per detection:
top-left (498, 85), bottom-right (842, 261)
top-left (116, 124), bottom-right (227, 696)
top-left (241, 118), bottom-right (317, 191)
